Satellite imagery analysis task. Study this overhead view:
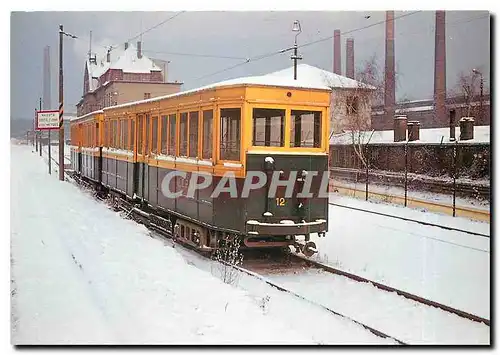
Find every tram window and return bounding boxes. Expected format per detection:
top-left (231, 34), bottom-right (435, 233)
top-left (104, 121), bottom-right (108, 147)
top-left (118, 120), bottom-right (122, 149)
top-left (123, 119), bottom-right (129, 150)
top-left (290, 110), bottom-right (322, 148)
top-left (202, 110), bottom-right (213, 159)
top-left (113, 120), bottom-right (118, 148)
top-left (152, 116), bottom-right (158, 154)
top-left (168, 114), bottom-right (176, 156)
top-left (96, 122), bottom-right (100, 147)
top-left (138, 116), bottom-right (143, 153)
top-left (220, 108), bottom-right (241, 161)
top-left (130, 119), bottom-right (135, 151)
top-left (179, 112), bottom-right (188, 156)
top-left (145, 114), bottom-right (150, 155)
top-left (252, 108), bottom-right (285, 147)
top-left (189, 111), bottom-right (199, 158)
top-left (160, 115), bottom-right (168, 154)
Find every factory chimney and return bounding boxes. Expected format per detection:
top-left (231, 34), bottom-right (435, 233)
top-left (384, 11), bottom-right (396, 124)
top-left (434, 10), bottom-right (447, 126)
top-left (333, 29), bottom-right (341, 75)
top-left (346, 38), bottom-right (354, 79)
top-left (43, 46), bottom-right (51, 110)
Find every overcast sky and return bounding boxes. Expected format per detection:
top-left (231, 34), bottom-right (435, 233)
top-left (10, 10), bottom-right (490, 120)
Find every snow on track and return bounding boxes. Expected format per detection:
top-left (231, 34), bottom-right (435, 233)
top-left (313, 194), bottom-right (490, 320)
top-left (269, 269), bottom-right (490, 345)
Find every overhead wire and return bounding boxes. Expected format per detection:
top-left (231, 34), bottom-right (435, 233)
top-left (190, 11), bottom-right (423, 82)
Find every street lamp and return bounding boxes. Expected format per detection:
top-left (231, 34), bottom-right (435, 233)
top-left (58, 24), bottom-right (77, 181)
top-left (472, 68), bottom-right (484, 122)
top-left (291, 20), bottom-right (302, 80)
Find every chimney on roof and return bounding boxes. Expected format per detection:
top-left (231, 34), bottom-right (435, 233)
top-left (137, 41), bottom-right (142, 59)
top-left (333, 29), bottom-right (341, 75)
top-left (124, 42), bottom-right (129, 50)
top-left (346, 38), bottom-right (354, 79)
top-left (106, 49), bottom-right (111, 63)
top-left (385, 10), bottom-right (396, 126)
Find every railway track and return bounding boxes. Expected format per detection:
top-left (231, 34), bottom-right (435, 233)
top-left (330, 167), bottom-right (490, 199)
top-left (329, 202), bottom-right (489, 238)
top-left (289, 254), bottom-right (490, 327)
top-left (44, 151), bottom-right (489, 343)
top-left (330, 182), bottom-right (490, 222)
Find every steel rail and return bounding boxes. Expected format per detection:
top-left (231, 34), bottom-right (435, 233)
top-left (293, 254), bottom-right (490, 326)
top-left (329, 202), bottom-right (489, 238)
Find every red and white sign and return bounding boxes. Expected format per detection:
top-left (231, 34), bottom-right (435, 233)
top-left (36, 110), bottom-right (59, 130)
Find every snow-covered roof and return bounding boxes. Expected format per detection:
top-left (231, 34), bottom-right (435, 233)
top-left (85, 43), bottom-right (162, 92)
top-left (110, 43), bottom-right (162, 74)
top-left (87, 60), bottom-right (110, 92)
top-left (330, 126), bottom-right (490, 145)
top-left (267, 64), bottom-right (376, 90)
top-left (106, 64), bottom-right (373, 112)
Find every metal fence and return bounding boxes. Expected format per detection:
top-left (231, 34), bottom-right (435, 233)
top-left (329, 143), bottom-right (490, 219)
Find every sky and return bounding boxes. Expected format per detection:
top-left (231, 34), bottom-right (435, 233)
top-left (10, 10), bottom-right (490, 121)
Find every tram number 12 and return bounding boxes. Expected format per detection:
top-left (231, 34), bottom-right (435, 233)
top-left (276, 197), bottom-right (286, 206)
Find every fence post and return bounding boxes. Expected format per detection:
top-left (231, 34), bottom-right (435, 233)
top-left (452, 141), bottom-right (457, 217)
top-left (404, 142), bottom-right (408, 207)
top-left (365, 144), bottom-right (369, 201)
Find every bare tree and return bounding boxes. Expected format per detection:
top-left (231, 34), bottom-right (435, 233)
top-left (454, 70), bottom-right (480, 117)
top-left (327, 54), bottom-right (378, 170)
top-left (211, 235), bottom-right (244, 285)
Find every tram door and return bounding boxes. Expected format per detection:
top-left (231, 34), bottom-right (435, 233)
top-left (133, 114), bottom-right (143, 199)
top-left (133, 114), bottom-right (150, 201)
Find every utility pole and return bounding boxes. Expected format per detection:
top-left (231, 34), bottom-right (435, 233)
top-left (43, 45), bottom-right (52, 175)
top-left (472, 69), bottom-right (484, 122)
top-left (291, 20), bottom-right (302, 80)
top-left (58, 24), bottom-right (77, 181)
top-left (39, 98), bottom-right (42, 157)
top-left (35, 108), bottom-right (38, 152)
top-left (479, 74), bottom-right (484, 122)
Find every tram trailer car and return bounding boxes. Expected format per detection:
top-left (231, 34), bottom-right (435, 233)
top-left (70, 81), bottom-right (331, 256)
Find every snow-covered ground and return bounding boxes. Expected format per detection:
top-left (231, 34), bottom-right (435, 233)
top-left (308, 194), bottom-right (490, 321)
top-left (333, 178), bottom-right (490, 212)
top-left (10, 142), bottom-right (490, 345)
top-left (10, 144), bottom-right (391, 345)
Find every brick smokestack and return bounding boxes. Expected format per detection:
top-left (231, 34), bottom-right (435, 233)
top-left (346, 38), bottom-right (354, 79)
top-left (434, 10), bottom-right (447, 126)
top-left (42, 46), bottom-right (51, 110)
top-left (137, 41), bottom-right (142, 59)
top-left (333, 29), bottom-right (341, 75)
top-left (385, 11), bottom-right (396, 123)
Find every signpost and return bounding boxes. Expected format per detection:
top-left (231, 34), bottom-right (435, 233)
top-left (36, 109), bottom-right (59, 175)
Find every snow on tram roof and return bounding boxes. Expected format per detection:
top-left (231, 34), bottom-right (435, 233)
top-left (74, 64), bottom-right (374, 117)
top-left (71, 110), bottom-right (103, 122)
top-left (104, 64), bottom-right (372, 112)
